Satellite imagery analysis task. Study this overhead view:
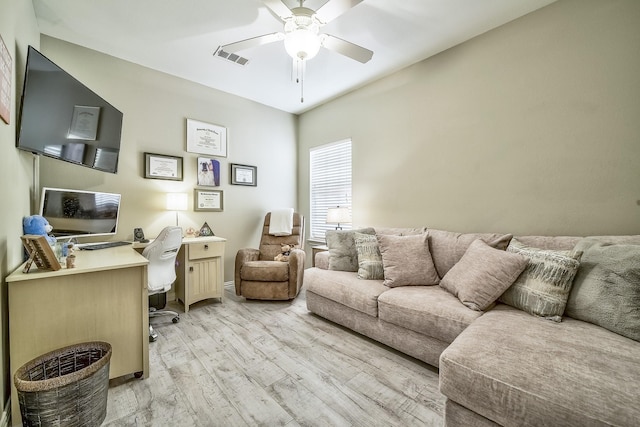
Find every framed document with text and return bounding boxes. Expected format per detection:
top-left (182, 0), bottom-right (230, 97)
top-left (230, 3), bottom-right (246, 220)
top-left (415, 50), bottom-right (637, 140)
top-left (144, 152), bottom-right (183, 181)
top-left (194, 189), bottom-right (223, 212)
top-left (186, 118), bottom-right (227, 157)
top-left (230, 163), bottom-right (257, 186)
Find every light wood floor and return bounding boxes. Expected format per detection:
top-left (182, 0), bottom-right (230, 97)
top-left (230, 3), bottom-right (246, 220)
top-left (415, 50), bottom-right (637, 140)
top-left (104, 284), bottom-right (445, 426)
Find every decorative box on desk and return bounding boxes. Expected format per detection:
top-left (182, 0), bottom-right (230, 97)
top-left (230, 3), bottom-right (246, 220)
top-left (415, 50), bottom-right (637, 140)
top-left (175, 236), bottom-right (226, 312)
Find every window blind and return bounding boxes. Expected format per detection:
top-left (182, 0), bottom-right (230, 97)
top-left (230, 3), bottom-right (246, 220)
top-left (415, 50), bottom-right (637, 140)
top-left (309, 139), bottom-right (352, 241)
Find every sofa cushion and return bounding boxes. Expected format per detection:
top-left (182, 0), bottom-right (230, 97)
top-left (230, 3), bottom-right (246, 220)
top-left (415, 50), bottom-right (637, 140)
top-left (374, 226), bottom-right (428, 236)
top-left (378, 286), bottom-right (483, 343)
top-left (377, 233), bottom-right (440, 287)
top-left (439, 304), bottom-right (640, 427)
top-left (241, 260), bottom-right (289, 282)
top-left (353, 232), bottom-right (384, 280)
top-left (565, 238), bottom-right (640, 342)
top-left (304, 267), bottom-right (387, 317)
top-left (325, 227), bottom-right (376, 272)
top-left (427, 229), bottom-right (513, 278)
top-left (514, 235), bottom-right (581, 251)
top-left (440, 239), bottom-right (528, 311)
top-left (499, 238), bottom-right (582, 322)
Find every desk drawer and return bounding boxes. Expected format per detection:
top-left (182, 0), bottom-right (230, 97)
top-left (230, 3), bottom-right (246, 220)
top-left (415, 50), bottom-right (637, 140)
top-left (189, 241), bottom-right (224, 260)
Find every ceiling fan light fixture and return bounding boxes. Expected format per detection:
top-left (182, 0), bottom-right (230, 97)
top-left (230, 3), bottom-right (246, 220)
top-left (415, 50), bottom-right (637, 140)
top-left (284, 27), bottom-right (321, 61)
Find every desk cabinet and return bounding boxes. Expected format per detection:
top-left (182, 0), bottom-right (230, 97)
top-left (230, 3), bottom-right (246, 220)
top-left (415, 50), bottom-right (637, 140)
top-left (175, 237), bottom-right (226, 312)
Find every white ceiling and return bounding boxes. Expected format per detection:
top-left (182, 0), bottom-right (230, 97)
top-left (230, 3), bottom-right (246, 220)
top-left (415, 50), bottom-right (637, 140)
top-left (32, 0), bottom-right (556, 115)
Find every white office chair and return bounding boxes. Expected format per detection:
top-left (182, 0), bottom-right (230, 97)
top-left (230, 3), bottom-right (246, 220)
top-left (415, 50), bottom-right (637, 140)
top-left (142, 226), bottom-right (182, 342)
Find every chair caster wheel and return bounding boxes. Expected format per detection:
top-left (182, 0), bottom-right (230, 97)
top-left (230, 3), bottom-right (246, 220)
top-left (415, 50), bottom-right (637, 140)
top-left (149, 325), bottom-right (158, 341)
top-left (134, 371), bottom-right (143, 379)
top-left (172, 317), bottom-right (180, 323)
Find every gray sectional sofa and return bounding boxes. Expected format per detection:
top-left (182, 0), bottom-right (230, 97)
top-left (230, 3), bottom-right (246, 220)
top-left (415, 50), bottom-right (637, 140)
top-left (304, 228), bottom-right (640, 426)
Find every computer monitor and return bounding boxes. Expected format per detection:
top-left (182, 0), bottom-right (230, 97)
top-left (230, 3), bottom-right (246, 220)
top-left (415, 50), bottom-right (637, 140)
top-left (39, 187), bottom-right (122, 240)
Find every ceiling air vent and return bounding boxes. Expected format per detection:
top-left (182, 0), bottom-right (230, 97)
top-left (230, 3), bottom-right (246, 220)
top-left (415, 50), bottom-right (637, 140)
top-left (214, 47), bottom-right (249, 66)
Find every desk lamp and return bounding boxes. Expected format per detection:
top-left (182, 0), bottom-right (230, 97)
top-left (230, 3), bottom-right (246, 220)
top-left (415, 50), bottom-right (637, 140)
top-left (166, 193), bottom-right (188, 228)
top-left (326, 206), bottom-right (351, 230)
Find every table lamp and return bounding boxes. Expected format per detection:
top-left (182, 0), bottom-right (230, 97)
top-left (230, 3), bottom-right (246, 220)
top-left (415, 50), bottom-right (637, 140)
top-left (326, 206), bottom-right (351, 230)
top-left (166, 193), bottom-right (188, 227)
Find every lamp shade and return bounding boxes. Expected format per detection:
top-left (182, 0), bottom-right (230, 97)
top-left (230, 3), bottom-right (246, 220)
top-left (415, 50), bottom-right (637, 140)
top-left (166, 193), bottom-right (188, 211)
top-left (284, 28), bottom-right (321, 61)
top-left (326, 206), bottom-right (351, 224)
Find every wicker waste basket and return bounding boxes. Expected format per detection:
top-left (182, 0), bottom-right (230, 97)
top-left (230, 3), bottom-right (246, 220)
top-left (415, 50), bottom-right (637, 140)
top-left (14, 341), bottom-right (112, 427)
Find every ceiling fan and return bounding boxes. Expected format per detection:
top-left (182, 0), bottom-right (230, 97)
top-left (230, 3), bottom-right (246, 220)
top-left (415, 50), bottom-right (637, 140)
top-left (216, 0), bottom-right (374, 64)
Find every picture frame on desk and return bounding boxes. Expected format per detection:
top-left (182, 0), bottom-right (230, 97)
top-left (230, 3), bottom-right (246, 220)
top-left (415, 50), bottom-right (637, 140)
top-left (20, 235), bottom-right (61, 273)
top-left (194, 189), bottom-right (223, 212)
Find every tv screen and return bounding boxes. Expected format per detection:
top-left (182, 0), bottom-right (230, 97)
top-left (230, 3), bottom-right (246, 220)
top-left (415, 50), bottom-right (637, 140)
top-left (17, 46), bottom-right (123, 174)
top-left (40, 187), bottom-right (122, 240)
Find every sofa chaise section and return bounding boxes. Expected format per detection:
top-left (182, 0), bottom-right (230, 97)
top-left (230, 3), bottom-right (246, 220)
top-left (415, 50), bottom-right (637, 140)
top-left (440, 304), bottom-right (640, 426)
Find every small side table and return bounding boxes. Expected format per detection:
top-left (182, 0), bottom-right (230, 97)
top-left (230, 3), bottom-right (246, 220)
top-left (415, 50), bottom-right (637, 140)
top-left (311, 245), bottom-right (328, 267)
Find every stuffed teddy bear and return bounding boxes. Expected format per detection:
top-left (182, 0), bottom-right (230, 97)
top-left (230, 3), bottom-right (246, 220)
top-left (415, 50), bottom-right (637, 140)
top-left (274, 244), bottom-right (295, 262)
top-left (23, 215), bottom-right (56, 246)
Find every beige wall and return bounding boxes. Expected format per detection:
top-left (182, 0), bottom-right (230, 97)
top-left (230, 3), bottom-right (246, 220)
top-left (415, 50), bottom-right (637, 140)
top-left (0, 0), bottom-right (41, 422)
top-left (38, 36), bottom-right (298, 282)
top-left (298, 0), bottom-right (640, 249)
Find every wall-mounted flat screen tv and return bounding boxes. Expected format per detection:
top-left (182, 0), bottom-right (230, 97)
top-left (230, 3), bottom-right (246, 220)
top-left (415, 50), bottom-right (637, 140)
top-left (17, 46), bottom-right (123, 174)
top-left (40, 187), bottom-right (122, 240)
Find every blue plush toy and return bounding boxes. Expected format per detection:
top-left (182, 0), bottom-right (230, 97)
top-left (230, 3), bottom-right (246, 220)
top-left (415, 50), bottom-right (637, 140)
top-left (23, 215), bottom-right (57, 246)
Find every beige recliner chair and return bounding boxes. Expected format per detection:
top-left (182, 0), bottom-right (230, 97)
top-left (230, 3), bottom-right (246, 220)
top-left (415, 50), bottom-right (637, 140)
top-left (235, 212), bottom-right (305, 300)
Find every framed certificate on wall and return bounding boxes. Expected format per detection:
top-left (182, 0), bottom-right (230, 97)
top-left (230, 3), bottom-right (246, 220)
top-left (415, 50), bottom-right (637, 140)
top-left (230, 163), bottom-right (257, 186)
top-left (194, 189), bottom-right (223, 212)
top-left (186, 118), bottom-right (227, 157)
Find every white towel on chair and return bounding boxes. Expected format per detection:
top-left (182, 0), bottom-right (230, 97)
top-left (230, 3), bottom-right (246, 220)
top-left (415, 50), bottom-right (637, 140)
top-left (269, 208), bottom-right (294, 236)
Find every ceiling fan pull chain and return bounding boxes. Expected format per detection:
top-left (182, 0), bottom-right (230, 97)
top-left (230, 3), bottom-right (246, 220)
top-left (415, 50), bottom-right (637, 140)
top-left (300, 60), bottom-right (306, 103)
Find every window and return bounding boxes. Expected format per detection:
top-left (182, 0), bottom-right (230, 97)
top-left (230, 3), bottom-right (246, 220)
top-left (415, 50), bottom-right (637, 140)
top-left (310, 139), bottom-right (352, 241)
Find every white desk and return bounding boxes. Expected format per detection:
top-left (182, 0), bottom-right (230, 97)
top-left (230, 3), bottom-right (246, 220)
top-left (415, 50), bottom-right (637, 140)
top-left (133, 236), bottom-right (226, 312)
top-left (6, 245), bottom-right (149, 426)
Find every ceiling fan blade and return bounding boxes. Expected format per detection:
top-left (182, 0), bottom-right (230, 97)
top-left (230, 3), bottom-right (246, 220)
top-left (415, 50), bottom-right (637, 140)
top-left (320, 34), bottom-right (373, 63)
top-left (220, 33), bottom-right (285, 54)
top-left (262, 0), bottom-right (293, 21)
top-left (315, 0), bottom-right (363, 24)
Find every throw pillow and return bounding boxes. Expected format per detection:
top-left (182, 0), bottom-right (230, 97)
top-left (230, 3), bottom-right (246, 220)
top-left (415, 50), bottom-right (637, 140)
top-left (427, 229), bottom-right (513, 278)
top-left (325, 228), bottom-right (376, 272)
top-left (499, 238), bottom-right (582, 322)
top-left (565, 238), bottom-right (640, 342)
top-left (376, 233), bottom-right (440, 287)
top-left (440, 239), bottom-right (528, 311)
top-left (354, 232), bottom-right (384, 280)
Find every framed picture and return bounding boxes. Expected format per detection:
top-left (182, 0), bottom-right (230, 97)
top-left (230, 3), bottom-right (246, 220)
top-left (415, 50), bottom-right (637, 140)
top-left (230, 163), bottom-right (257, 186)
top-left (197, 157), bottom-right (221, 187)
top-left (20, 235), bottom-right (61, 273)
top-left (144, 152), bottom-right (183, 181)
top-left (0, 34), bottom-right (12, 124)
top-left (186, 118), bottom-right (227, 157)
top-left (194, 189), bottom-right (223, 212)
